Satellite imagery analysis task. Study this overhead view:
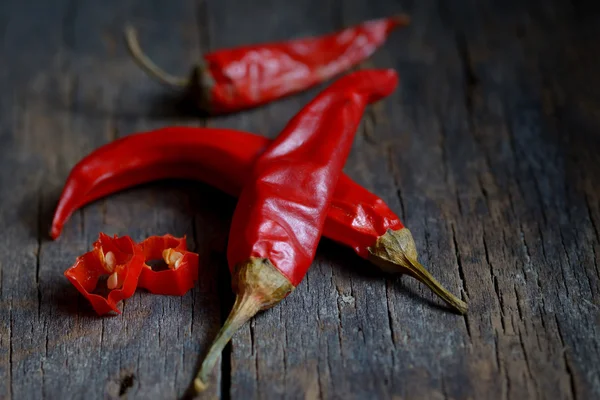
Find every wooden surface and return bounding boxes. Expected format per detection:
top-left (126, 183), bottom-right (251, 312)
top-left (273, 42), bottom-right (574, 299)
top-left (0, 0), bottom-right (599, 398)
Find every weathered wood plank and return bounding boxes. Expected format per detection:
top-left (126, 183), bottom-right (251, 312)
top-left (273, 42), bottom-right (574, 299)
top-left (0, 3), bottom-right (81, 399)
top-left (0, 0), bottom-right (599, 399)
top-left (0, 0), bottom-right (222, 399)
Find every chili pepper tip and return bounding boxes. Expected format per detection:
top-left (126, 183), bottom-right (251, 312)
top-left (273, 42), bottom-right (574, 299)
top-left (49, 224), bottom-right (61, 240)
top-left (194, 378), bottom-right (207, 393)
top-left (368, 228), bottom-right (468, 314)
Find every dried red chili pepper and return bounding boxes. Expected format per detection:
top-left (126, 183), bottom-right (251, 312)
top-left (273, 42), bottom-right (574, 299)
top-left (137, 234), bottom-right (199, 296)
top-left (64, 233), bottom-right (145, 315)
top-left (193, 69), bottom-right (399, 390)
top-left (51, 128), bottom-right (466, 314)
top-left (124, 15), bottom-right (410, 114)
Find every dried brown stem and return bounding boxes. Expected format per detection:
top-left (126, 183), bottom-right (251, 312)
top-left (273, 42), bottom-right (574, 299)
top-left (194, 257), bottom-right (294, 393)
top-left (368, 228), bottom-right (468, 314)
top-left (391, 13), bottom-right (412, 27)
top-left (124, 25), bottom-right (189, 88)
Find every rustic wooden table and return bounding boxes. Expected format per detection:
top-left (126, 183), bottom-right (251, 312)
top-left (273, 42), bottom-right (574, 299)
top-left (1, 0), bottom-right (599, 399)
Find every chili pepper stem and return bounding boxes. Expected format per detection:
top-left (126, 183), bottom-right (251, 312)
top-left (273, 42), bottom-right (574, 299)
top-left (390, 13), bottom-right (412, 28)
top-left (124, 25), bottom-right (215, 111)
top-left (368, 228), bottom-right (468, 314)
top-left (124, 26), bottom-right (189, 88)
top-left (194, 257), bottom-right (294, 393)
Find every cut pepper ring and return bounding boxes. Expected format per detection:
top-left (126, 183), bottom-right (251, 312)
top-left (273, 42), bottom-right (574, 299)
top-left (64, 233), bottom-right (145, 315)
top-left (137, 234), bottom-right (200, 296)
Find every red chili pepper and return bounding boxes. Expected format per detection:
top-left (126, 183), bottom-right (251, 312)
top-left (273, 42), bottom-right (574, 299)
top-left (124, 15), bottom-right (410, 114)
top-left (64, 233), bottom-right (145, 315)
top-left (192, 69), bottom-right (398, 391)
top-left (137, 234), bottom-right (199, 296)
top-left (51, 127), bottom-right (466, 314)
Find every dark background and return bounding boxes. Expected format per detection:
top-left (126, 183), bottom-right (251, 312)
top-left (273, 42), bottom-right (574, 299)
top-left (0, 0), bottom-right (599, 399)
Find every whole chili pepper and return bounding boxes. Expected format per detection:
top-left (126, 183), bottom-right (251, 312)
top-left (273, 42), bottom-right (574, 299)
top-left (50, 128), bottom-right (467, 314)
top-left (64, 233), bottom-right (145, 315)
top-left (124, 15), bottom-right (410, 114)
top-left (193, 69), bottom-right (399, 391)
top-left (137, 234), bottom-right (200, 296)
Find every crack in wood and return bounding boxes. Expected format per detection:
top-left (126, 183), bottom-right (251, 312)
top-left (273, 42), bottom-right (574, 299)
top-left (385, 143), bottom-right (407, 222)
top-left (565, 227), bottom-right (595, 298)
top-left (250, 319), bottom-right (258, 386)
top-left (477, 173), bottom-right (492, 216)
top-left (332, 269), bottom-right (344, 358)
top-left (9, 302), bottom-right (13, 400)
top-left (528, 163), bottom-right (550, 228)
top-left (554, 314), bottom-right (577, 400)
top-left (482, 229), bottom-right (506, 333)
top-left (158, 302), bottom-right (163, 350)
top-left (518, 328), bottom-right (540, 397)
top-left (454, 27), bottom-right (500, 199)
top-left (536, 225), bottom-right (550, 304)
top-left (36, 183), bottom-right (48, 396)
top-left (384, 280), bottom-right (396, 348)
top-left (584, 194), bottom-right (600, 281)
top-left (441, 374), bottom-right (450, 400)
top-left (455, 30), bottom-right (479, 118)
top-left (591, 245), bottom-right (600, 286)
top-left (584, 193), bottom-right (600, 244)
top-left (211, 229), bottom-right (232, 399)
top-left (100, 319), bottom-right (105, 352)
top-left (557, 231), bottom-right (574, 299)
top-left (450, 223), bottom-right (471, 340)
top-left (513, 284), bottom-right (524, 323)
top-left (493, 333), bottom-right (507, 400)
top-left (118, 373), bottom-right (135, 397)
top-left (316, 349), bottom-right (324, 400)
top-left (279, 306), bottom-right (288, 393)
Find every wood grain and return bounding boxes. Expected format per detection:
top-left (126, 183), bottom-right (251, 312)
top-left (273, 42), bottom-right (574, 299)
top-left (0, 0), bottom-right (598, 399)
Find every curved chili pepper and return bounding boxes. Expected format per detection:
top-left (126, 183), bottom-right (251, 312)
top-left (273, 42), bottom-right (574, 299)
top-left (50, 128), bottom-right (466, 314)
top-left (124, 15), bottom-right (410, 114)
top-left (193, 69), bottom-right (399, 391)
top-left (137, 234), bottom-right (199, 296)
top-left (64, 233), bottom-right (145, 315)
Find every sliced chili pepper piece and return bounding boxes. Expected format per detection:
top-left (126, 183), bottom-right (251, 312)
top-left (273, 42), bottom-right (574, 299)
top-left (137, 234), bottom-right (199, 296)
top-left (194, 69), bottom-right (399, 391)
top-left (50, 126), bottom-right (467, 314)
top-left (64, 233), bottom-right (144, 315)
top-left (124, 14), bottom-right (410, 114)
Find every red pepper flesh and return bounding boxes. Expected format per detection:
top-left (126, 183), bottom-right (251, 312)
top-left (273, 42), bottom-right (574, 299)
top-left (137, 234), bottom-right (199, 296)
top-left (50, 127), bottom-right (401, 255)
top-left (64, 233), bottom-right (145, 315)
top-left (125, 15), bottom-right (410, 114)
top-left (51, 127), bottom-right (466, 313)
top-left (194, 69), bottom-right (399, 391)
top-left (228, 69), bottom-right (399, 285)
